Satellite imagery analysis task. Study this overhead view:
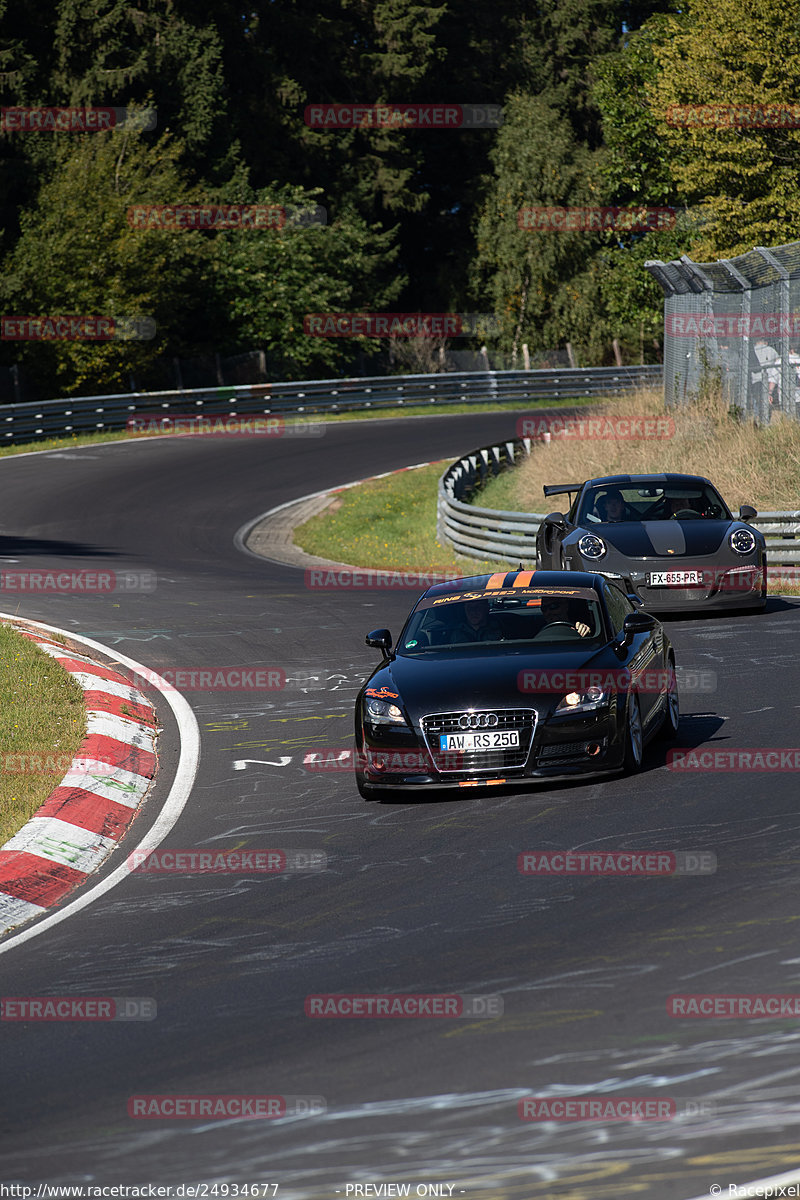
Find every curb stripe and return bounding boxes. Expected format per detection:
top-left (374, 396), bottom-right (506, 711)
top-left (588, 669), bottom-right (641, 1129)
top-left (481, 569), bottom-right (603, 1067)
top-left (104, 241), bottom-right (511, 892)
top-left (72, 671), bottom-right (151, 702)
top-left (77, 732), bottom-right (156, 778)
top-left (0, 893), bottom-right (47, 928)
top-left (2, 817), bottom-right (118, 873)
top-left (0, 852), bottom-right (89, 907)
top-left (83, 692), bottom-right (156, 725)
top-left (35, 789), bottom-right (143, 841)
top-left (0, 624), bottom-right (161, 935)
top-left (49, 762), bottom-right (150, 807)
top-left (86, 711), bottom-right (157, 747)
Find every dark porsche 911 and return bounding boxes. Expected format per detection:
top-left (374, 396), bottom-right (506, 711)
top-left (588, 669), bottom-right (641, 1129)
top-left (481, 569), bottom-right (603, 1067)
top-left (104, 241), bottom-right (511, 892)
top-left (354, 570), bottom-right (678, 797)
top-left (535, 473), bottom-right (766, 612)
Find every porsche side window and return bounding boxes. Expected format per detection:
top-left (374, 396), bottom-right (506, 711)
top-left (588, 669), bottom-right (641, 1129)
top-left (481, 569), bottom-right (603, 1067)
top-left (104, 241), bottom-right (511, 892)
top-left (603, 583), bottom-right (634, 634)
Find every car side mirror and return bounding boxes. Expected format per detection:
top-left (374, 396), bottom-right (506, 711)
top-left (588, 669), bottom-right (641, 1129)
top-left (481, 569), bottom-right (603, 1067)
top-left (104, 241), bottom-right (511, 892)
top-left (545, 511), bottom-right (566, 526)
top-left (739, 504), bottom-right (757, 522)
top-left (366, 628), bottom-right (393, 655)
top-left (621, 610), bottom-right (656, 643)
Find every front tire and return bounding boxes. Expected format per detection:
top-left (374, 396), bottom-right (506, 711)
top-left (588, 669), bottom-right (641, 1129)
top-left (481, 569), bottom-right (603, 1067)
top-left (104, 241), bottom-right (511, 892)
top-left (355, 768), bottom-right (378, 800)
top-left (622, 693), bottom-right (643, 773)
top-left (657, 658), bottom-right (680, 741)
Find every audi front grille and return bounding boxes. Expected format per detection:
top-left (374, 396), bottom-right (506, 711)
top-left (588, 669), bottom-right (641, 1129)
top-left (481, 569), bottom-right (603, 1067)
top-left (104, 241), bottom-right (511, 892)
top-left (420, 709), bottom-right (537, 774)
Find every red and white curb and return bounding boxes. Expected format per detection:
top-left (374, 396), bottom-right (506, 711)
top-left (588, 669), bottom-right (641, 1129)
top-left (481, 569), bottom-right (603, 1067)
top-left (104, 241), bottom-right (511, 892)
top-left (0, 625), bottom-right (160, 936)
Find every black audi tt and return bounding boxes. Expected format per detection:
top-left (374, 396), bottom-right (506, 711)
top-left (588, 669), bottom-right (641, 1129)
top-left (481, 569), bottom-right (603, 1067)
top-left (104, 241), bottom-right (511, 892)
top-left (354, 569), bottom-right (678, 797)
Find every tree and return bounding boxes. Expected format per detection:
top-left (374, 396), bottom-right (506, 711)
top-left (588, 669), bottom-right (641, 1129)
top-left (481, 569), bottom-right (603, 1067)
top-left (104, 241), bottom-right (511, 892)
top-left (471, 92), bottom-right (608, 363)
top-left (0, 118), bottom-right (209, 394)
top-left (209, 187), bottom-right (404, 379)
top-left (647, 0), bottom-right (800, 258)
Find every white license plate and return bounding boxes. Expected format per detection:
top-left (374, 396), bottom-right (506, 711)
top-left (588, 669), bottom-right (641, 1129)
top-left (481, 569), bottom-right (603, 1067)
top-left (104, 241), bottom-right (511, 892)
top-left (648, 571), bottom-right (701, 586)
top-left (439, 731), bottom-right (520, 751)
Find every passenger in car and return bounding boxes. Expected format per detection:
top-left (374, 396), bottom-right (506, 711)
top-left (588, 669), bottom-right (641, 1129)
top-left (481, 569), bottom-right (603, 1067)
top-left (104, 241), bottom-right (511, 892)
top-left (452, 598), bottom-right (503, 641)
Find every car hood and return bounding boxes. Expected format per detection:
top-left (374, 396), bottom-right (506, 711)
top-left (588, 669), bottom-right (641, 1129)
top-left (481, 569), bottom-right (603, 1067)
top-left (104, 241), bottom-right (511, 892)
top-left (369, 643), bottom-right (614, 717)
top-left (593, 519), bottom-right (735, 557)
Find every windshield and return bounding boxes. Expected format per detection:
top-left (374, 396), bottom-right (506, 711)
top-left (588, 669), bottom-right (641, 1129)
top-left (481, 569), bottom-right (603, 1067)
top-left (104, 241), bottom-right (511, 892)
top-left (398, 587), bottom-right (606, 655)
top-left (577, 481), bottom-right (730, 525)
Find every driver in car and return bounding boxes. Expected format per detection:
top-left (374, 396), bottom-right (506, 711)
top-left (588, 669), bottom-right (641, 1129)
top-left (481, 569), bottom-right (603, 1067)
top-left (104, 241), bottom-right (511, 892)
top-left (596, 489), bottom-right (633, 523)
top-left (539, 595), bottom-right (591, 637)
top-left (666, 494), bottom-right (699, 518)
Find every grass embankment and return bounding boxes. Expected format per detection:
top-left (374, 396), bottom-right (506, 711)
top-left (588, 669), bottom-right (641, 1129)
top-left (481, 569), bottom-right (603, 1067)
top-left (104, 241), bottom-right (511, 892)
top-left (0, 625), bottom-right (86, 845)
top-left (480, 387), bottom-right (800, 514)
top-left (295, 388), bottom-right (800, 595)
top-left (294, 462), bottom-right (505, 575)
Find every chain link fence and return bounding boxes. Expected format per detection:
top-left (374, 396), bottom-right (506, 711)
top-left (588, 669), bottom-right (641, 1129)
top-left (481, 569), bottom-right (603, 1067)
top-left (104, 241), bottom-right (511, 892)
top-left (646, 240), bottom-right (800, 424)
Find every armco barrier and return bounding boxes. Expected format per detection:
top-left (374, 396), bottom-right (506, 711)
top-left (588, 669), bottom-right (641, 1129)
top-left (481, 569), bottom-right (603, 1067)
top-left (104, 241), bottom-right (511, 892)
top-left (437, 438), bottom-right (800, 565)
top-left (0, 365), bottom-right (662, 445)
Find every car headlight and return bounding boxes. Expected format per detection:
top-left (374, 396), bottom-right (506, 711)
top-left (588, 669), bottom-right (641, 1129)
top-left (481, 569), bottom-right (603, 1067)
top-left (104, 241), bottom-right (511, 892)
top-left (578, 534), bottom-right (607, 561)
top-left (729, 527), bottom-right (756, 555)
top-left (555, 686), bottom-right (609, 715)
top-left (365, 697), bottom-right (407, 725)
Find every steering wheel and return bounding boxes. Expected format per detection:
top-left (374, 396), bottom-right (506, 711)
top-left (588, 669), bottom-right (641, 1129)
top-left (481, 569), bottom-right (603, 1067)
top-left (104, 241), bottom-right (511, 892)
top-left (672, 508), bottom-right (700, 520)
top-left (534, 621), bottom-right (582, 642)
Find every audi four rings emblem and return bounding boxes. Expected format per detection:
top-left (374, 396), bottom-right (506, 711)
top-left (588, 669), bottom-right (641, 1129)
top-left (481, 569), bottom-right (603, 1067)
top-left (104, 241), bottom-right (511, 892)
top-left (458, 712), bottom-right (499, 729)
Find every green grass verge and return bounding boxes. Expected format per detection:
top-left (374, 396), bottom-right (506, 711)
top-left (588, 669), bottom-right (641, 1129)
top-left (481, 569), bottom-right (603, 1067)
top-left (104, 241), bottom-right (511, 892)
top-left (294, 462), bottom-right (513, 576)
top-left (0, 625), bottom-right (86, 845)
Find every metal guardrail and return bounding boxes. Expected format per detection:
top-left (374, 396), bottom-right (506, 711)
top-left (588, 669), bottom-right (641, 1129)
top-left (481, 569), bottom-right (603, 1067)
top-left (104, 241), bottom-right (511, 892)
top-left (437, 438), bottom-right (800, 565)
top-left (0, 364), bottom-right (662, 445)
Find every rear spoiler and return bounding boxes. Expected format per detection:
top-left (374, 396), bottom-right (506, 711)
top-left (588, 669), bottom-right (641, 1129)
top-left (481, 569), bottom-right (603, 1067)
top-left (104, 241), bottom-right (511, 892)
top-left (542, 483), bottom-right (583, 498)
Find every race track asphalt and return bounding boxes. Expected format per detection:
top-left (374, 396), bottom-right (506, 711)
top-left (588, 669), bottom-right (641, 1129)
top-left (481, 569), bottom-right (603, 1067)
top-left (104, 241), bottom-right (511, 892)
top-left (1, 411), bottom-right (800, 1199)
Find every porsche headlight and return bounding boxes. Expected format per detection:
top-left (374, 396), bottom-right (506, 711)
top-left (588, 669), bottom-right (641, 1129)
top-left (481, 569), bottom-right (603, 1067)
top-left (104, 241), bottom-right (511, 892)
top-left (729, 527), bottom-right (756, 555)
top-left (365, 697), bottom-right (406, 725)
top-left (578, 534), bottom-right (607, 561)
top-left (555, 686), bottom-right (609, 715)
